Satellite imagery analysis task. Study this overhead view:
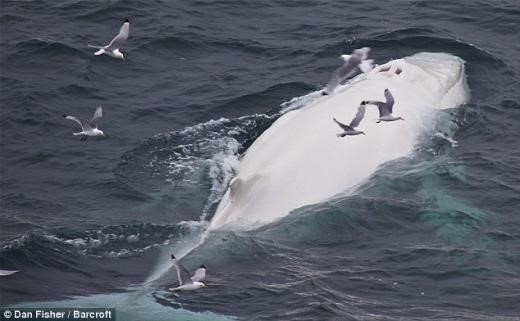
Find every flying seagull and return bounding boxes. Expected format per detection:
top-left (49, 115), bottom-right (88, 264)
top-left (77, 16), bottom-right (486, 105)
top-left (63, 106), bottom-right (104, 141)
top-left (366, 88), bottom-right (404, 122)
top-left (333, 102), bottom-right (367, 137)
top-left (0, 269), bottom-right (19, 277)
top-left (322, 47), bottom-right (374, 95)
top-left (168, 254), bottom-right (207, 291)
top-left (88, 19), bottom-right (130, 60)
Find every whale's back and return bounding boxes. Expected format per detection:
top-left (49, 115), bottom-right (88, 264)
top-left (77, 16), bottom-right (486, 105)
top-left (209, 52), bottom-right (469, 230)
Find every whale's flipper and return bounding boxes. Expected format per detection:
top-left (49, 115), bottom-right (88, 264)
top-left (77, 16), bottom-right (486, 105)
top-left (229, 177), bottom-right (243, 197)
top-left (230, 174), bottom-right (263, 198)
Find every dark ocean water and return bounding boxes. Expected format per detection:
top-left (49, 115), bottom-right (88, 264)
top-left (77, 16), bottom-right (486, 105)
top-left (1, 0), bottom-right (520, 320)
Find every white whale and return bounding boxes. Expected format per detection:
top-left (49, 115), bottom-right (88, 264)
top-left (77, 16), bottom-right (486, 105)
top-left (209, 52), bottom-right (470, 230)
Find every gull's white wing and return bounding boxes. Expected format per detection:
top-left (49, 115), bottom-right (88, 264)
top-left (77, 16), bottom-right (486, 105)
top-left (384, 90), bottom-right (395, 113)
top-left (190, 266), bottom-right (206, 282)
top-left (64, 115), bottom-right (85, 131)
top-left (349, 104), bottom-right (366, 128)
top-left (324, 65), bottom-right (356, 94)
top-left (89, 106), bottom-right (102, 128)
top-left (359, 59), bottom-right (374, 73)
top-left (365, 100), bottom-right (389, 117)
top-left (0, 270), bottom-right (19, 276)
top-left (106, 21), bottom-right (129, 51)
top-left (324, 72), bottom-right (340, 95)
top-left (334, 63), bottom-right (356, 82)
top-left (353, 47), bottom-right (370, 60)
top-left (171, 254), bottom-right (192, 285)
top-left (333, 118), bottom-right (352, 131)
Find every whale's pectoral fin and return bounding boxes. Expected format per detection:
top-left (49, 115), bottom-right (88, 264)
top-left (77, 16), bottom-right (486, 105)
top-left (229, 177), bottom-right (243, 197)
top-left (229, 174), bottom-right (264, 198)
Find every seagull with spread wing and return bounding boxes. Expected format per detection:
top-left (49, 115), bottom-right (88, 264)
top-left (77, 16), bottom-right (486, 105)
top-left (63, 106), bottom-right (104, 141)
top-left (0, 269), bottom-right (19, 277)
top-left (168, 254), bottom-right (207, 291)
top-left (366, 88), bottom-right (404, 123)
top-left (88, 19), bottom-right (130, 61)
top-left (333, 102), bottom-right (367, 137)
top-left (322, 47), bottom-right (374, 95)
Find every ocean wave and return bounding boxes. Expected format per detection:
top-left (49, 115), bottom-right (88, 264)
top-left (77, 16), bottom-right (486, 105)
top-left (0, 222), bottom-right (203, 262)
top-left (210, 81), bottom-right (316, 114)
top-left (314, 28), bottom-right (508, 72)
top-left (115, 113), bottom-right (277, 221)
top-left (12, 38), bottom-right (85, 57)
top-left (137, 35), bottom-right (207, 53)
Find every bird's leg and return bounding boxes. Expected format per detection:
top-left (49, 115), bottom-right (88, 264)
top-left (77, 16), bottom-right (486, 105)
top-left (84, 135), bottom-right (88, 141)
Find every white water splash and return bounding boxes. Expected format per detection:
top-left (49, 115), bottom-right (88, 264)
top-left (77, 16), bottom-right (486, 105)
top-left (434, 131), bottom-right (459, 147)
top-left (143, 220), bottom-right (211, 285)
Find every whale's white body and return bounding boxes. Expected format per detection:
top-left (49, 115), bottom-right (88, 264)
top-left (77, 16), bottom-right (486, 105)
top-left (209, 52), bottom-right (470, 230)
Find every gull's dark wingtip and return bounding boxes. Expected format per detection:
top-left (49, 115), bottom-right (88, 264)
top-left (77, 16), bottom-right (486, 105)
top-left (171, 254), bottom-right (176, 260)
top-left (63, 115), bottom-right (67, 118)
top-left (124, 18), bottom-right (130, 23)
top-left (200, 264), bottom-right (206, 269)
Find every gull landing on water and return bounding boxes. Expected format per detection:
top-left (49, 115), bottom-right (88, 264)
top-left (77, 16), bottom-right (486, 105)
top-left (168, 254), bottom-right (207, 292)
top-left (63, 106), bottom-right (104, 141)
top-left (322, 47), bottom-right (374, 96)
top-left (88, 19), bottom-right (129, 61)
top-left (366, 89), bottom-right (404, 123)
top-left (333, 102), bottom-right (367, 136)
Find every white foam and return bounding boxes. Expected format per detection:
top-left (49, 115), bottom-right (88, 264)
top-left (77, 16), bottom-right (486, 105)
top-left (201, 139), bottom-right (240, 220)
top-left (64, 238), bottom-right (87, 248)
top-left (126, 234), bottom-right (140, 243)
top-left (279, 90), bottom-right (322, 113)
top-left (434, 131), bottom-right (458, 147)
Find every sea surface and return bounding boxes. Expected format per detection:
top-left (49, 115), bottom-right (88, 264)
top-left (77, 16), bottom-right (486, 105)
top-left (1, 0), bottom-right (520, 320)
